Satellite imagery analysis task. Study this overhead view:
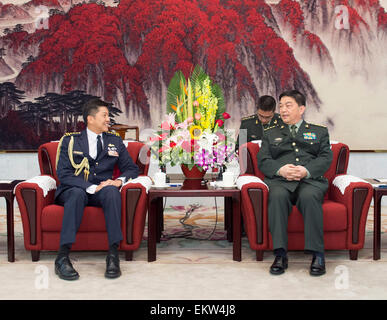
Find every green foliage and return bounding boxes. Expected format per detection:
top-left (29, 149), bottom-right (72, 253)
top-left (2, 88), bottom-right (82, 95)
top-left (166, 65), bottom-right (225, 126)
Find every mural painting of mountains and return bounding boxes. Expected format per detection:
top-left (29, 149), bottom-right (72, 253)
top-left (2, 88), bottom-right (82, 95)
top-left (0, 0), bottom-right (386, 150)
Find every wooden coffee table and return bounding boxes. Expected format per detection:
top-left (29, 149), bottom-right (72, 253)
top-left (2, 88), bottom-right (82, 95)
top-left (147, 178), bottom-right (241, 262)
top-left (0, 180), bottom-right (24, 262)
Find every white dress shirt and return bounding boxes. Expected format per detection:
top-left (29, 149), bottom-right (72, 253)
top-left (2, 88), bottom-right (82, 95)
top-left (87, 128), bottom-right (103, 160)
top-left (85, 129), bottom-right (103, 194)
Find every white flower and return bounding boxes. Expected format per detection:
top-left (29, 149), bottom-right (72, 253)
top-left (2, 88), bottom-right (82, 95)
top-left (165, 113), bottom-right (176, 126)
top-left (197, 132), bottom-right (217, 151)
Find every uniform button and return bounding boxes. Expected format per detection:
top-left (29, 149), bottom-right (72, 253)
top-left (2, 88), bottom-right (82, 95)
top-left (295, 148), bottom-right (299, 152)
top-left (94, 173), bottom-right (96, 176)
top-left (96, 162), bottom-right (99, 166)
top-left (296, 158), bottom-right (299, 162)
top-left (292, 142), bottom-right (296, 146)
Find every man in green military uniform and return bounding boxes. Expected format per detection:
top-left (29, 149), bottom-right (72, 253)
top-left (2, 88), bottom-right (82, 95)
top-left (257, 90), bottom-right (332, 276)
top-left (236, 95), bottom-right (282, 150)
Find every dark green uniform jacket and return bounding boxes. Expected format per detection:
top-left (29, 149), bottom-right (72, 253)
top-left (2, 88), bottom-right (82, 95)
top-left (257, 120), bottom-right (333, 192)
top-left (236, 113), bottom-right (282, 151)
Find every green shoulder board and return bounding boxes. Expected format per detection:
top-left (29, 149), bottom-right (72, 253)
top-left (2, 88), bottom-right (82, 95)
top-left (307, 123), bottom-right (327, 128)
top-left (241, 114), bottom-right (257, 121)
top-left (264, 125), bottom-right (278, 131)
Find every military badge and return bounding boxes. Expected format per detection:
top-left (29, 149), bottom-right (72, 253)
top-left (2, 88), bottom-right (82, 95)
top-left (274, 137), bottom-right (283, 143)
top-left (108, 144), bottom-right (118, 157)
top-left (303, 132), bottom-right (316, 140)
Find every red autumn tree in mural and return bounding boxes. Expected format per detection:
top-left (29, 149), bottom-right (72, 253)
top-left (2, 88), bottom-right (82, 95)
top-left (8, 0), bottom-right (322, 129)
top-left (0, 0), bottom-right (386, 149)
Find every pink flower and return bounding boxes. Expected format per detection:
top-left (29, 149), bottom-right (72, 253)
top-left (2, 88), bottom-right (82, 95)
top-left (216, 132), bottom-right (226, 141)
top-left (194, 113), bottom-right (201, 120)
top-left (193, 100), bottom-right (199, 107)
top-left (186, 116), bottom-right (194, 123)
top-left (161, 121), bottom-right (172, 131)
top-left (176, 120), bottom-right (189, 130)
top-left (149, 136), bottom-right (159, 142)
top-left (181, 140), bottom-right (192, 152)
top-left (149, 132), bottom-right (169, 142)
top-left (158, 145), bottom-right (170, 153)
top-left (193, 141), bottom-right (200, 152)
top-left (222, 112), bottom-right (230, 119)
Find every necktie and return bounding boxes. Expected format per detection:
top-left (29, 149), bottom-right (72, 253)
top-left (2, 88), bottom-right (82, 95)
top-left (96, 135), bottom-right (103, 159)
top-left (291, 125), bottom-right (297, 138)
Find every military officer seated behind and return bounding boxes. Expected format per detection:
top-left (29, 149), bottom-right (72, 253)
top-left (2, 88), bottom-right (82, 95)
top-left (236, 95), bottom-right (282, 150)
top-left (54, 98), bottom-right (139, 280)
top-left (257, 90), bottom-right (333, 277)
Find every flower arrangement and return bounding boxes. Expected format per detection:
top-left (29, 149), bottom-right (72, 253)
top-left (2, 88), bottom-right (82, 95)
top-left (149, 65), bottom-right (236, 171)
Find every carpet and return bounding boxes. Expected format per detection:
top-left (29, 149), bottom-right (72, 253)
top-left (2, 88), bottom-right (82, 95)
top-left (0, 204), bottom-right (387, 300)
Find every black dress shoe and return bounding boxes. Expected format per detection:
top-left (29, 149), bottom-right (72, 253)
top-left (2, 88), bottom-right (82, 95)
top-left (55, 256), bottom-right (79, 281)
top-left (310, 255), bottom-right (326, 276)
top-left (105, 253), bottom-right (121, 279)
top-left (270, 256), bottom-right (288, 275)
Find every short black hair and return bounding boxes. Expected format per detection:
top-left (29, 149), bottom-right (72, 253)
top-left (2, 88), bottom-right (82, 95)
top-left (82, 98), bottom-right (109, 124)
top-left (279, 90), bottom-right (306, 106)
top-left (257, 95), bottom-right (276, 112)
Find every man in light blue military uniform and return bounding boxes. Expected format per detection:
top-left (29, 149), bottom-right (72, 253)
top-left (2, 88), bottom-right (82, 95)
top-left (55, 98), bottom-right (139, 280)
top-left (257, 90), bottom-right (332, 276)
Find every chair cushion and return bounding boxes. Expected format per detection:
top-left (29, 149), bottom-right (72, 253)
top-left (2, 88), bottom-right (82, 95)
top-left (41, 205), bottom-right (107, 232)
top-left (288, 200), bottom-right (347, 232)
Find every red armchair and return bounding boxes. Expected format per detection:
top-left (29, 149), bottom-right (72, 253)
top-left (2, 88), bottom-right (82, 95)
top-left (238, 141), bottom-right (373, 261)
top-left (15, 141), bottom-right (150, 262)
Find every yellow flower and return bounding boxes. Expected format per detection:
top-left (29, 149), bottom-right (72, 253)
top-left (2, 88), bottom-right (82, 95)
top-left (189, 125), bottom-right (203, 140)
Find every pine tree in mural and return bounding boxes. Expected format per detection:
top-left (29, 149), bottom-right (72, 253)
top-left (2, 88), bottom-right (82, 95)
top-left (0, 82), bottom-right (25, 116)
top-left (0, 85), bottom-right (122, 149)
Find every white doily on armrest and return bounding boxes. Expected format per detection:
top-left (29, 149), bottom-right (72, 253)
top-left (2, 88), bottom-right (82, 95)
top-left (332, 175), bottom-right (370, 195)
top-left (14, 176), bottom-right (57, 197)
top-left (121, 176), bottom-right (152, 193)
top-left (250, 140), bottom-right (262, 147)
top-left (236, 175), bottom-right (268, 190)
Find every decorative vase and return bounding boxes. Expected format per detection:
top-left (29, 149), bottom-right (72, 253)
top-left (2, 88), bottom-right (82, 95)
top-left (181, 164), bottom-right (206, 179)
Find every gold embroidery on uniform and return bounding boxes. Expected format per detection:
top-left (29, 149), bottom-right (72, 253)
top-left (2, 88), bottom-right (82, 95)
top-left (67, 136), bottom-right (90, 181)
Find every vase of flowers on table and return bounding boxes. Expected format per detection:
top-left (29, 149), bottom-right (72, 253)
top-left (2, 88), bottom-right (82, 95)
top-left (149, 65), bottom-right (236, 179)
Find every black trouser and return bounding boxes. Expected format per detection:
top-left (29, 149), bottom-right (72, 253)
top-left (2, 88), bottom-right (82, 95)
top-left (56, 186), bottom-right (123, 247)
top-left (268, 182), bottom-right (326, 253)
